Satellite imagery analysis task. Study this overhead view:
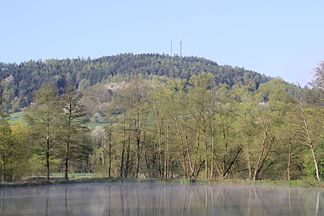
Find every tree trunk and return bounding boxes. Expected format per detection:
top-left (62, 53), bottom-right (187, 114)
top-left (287, 140), bottom-right (291, 181)
top-left (253, 125), bottom-right (269, 181)
top-left (203, 126), bottom-right (208, 180)
top-left (1, 157), bottom-right (5, 183)
top-left (65, 141), bottom-right (70, 181)
top-left (64, 103), bottom-right (72, 181)
top-left (120, 114), bottom-right (126, 178)
top-left (210, 120), bottom-right (215, 179)
top-left (210, 87), bottom-right (216, 179)
top-left (185, 134), bottom-right (194, 178)
top-left (310, 146), bottom-right (320, 181)
top-left (223, 146), bottom-right (242, 178)
top-left (135, 97), bottom-right (141, 178)
top-left (120, 143), bottom-right (125, 177)
top-left (124, 126), bottom-right (131, 178)
top-left (108, 133), bottom-right (112, 178)
top-left (205, 139), bottom-right (208, 180)
top-left (46, 135), bottom-right (50, 183)
top-left (136, 130), bottom-right (140, 178)
top-left (165, 125), bottom-right (170, 179)
top-left (299, 101), bottom-right (321, 181)
top-left (247, 151), bottom-right (252, 180)
top-left (174, 120), bottom-right (194, 178)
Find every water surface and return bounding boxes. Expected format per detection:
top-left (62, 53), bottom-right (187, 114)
top-left (0, 182), bottom-right (323, 215)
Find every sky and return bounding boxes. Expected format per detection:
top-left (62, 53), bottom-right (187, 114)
top-left (1, 0), bottom-right (324, 86)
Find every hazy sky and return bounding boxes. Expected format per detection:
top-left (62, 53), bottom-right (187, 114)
top-left (1, 0), bottom-right (324, 86)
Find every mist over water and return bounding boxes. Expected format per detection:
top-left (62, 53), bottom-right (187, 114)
top-left (0, 182), bottom-right (323, 216)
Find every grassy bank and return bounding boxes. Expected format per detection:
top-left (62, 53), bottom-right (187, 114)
top-left (1, 175), bottom-right (323, 188)
top-left (214, 178), bottom-right (324, 188)
top-left (0, 177), bottom-right (199, 188)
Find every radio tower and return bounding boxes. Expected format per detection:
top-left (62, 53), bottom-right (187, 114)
top-left (171, 40), bottom-right (173, 56)
top-left (180, 40), bottom-right (182, 57)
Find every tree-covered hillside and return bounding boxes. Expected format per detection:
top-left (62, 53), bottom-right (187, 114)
top-left (1, 54), bottom-right (324, 183)
top-left (1, 73), bottom-right (323, 183)
top-left (0, 54), bottom-right (270, 112)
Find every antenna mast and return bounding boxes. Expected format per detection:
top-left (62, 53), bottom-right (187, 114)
top-left (180, 40), bottom-right (182, 57)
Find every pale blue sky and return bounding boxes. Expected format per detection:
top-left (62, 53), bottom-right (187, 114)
top-left (1, 0), bottom-right (324, 86)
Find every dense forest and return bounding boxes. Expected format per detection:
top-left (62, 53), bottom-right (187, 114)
top-left (0, 54), bottom-right (323, 183)
top-left (0, 54), bottom-right (270, 112)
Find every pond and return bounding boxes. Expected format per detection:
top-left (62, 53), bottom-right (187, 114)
top-left (0, 182), bottom-right (323, 215)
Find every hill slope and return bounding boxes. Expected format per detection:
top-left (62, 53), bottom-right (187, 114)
top-left (0, 53), bottom-right (270, 111)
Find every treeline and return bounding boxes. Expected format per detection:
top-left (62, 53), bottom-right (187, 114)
top-left (90, 74), bottom-right (323, 181)
top-left (1, 67), bottom-right (323, 182)
top-left (0, 84), bottom-right (92, 182)
top-left (0, 53), bottom-right (270, 112)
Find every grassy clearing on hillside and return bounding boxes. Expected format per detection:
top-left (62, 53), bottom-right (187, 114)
top-left (87, 121), bottom-right (108, 129)
top-left (8, 112), bottom-right (23, 124)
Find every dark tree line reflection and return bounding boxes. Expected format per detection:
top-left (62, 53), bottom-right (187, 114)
top-left (0, 183), bottom-right (323, 216)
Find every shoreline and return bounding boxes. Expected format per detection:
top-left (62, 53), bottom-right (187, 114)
top-left (1, 177), bottom-right (323, 189)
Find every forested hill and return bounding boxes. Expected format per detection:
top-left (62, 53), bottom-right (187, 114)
top-left (0, 53), bottom-right (270, 112)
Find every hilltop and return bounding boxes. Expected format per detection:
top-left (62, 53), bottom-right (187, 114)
top-left (0, 53), bottom-right (270, 112)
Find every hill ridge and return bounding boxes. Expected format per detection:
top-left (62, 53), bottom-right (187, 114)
top-left (0, 53), bottom-right (270, 112)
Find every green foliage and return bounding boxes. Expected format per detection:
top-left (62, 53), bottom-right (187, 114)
top-left (1, 61), bottom-right (324, 184)
top-left (27, 154), bottom-right (46, 176)
top-left (0, 54), bottom-right (270, 112)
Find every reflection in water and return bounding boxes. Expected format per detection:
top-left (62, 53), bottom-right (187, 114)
top-left (288, 187), bottom-right (292, 216)
top-left (64, 186), bottom-right (68, 216)
top-left (315, 192), bottom-right (320, 216)
top-left (1, 190), bottom-right (4, 216)
top-left (0, 182), bottom-right (323, 216)
top-left (45, 187), bottom-right (49, 216)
